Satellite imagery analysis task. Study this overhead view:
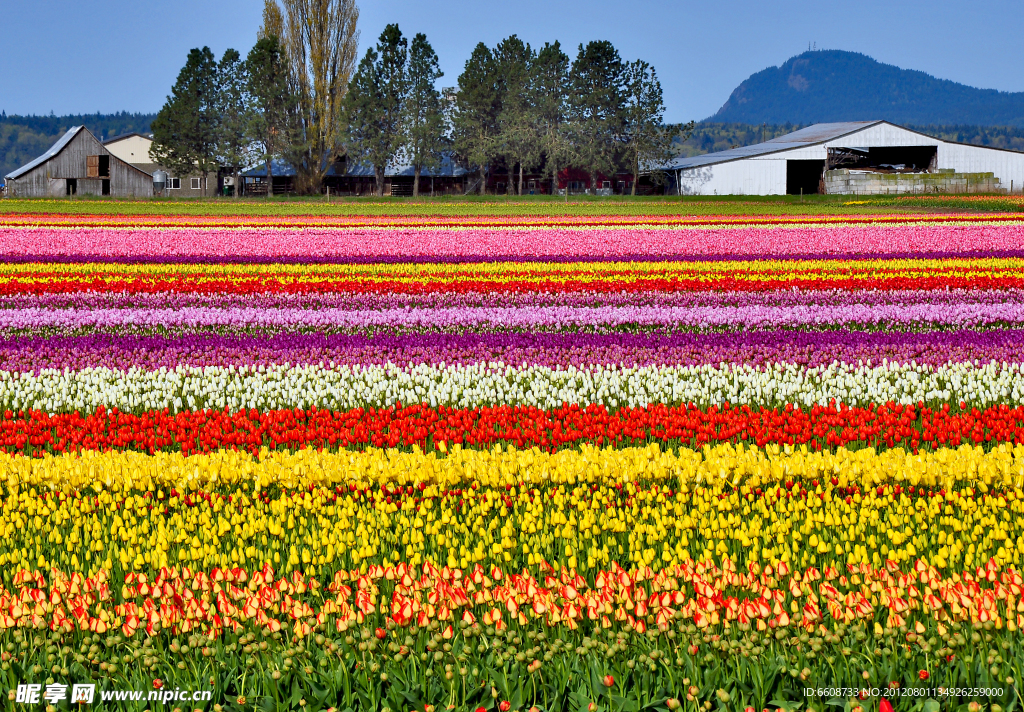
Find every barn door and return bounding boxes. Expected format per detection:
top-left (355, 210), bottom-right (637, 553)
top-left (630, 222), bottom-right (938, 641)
top-left (86, 155), bottom-right (100, 178)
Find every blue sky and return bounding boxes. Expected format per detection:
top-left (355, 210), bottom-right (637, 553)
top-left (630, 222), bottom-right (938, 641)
top-left (1, 0), bottom-right (1022, 123)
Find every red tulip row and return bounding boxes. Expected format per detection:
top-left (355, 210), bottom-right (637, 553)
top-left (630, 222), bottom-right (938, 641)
top-left (3, 274), bottom-right (1023, 296)
top-left (2, 401), bottom-right (1023, 456)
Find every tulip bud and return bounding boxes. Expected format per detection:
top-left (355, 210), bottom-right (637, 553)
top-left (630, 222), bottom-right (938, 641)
top-left (603, 675), bottom-right (614, 687)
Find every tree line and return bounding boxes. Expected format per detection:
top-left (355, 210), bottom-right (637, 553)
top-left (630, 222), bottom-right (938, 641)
top-left (150, 0), bottom-right (690, 197)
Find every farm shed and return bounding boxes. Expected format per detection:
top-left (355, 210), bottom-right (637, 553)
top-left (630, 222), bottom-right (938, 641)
top-left (241, 153), bottom-right (471, 196)
top-left (4, 126), bottom-right (154, 198)
top-left (661, 121), bottom-right (1024, 196)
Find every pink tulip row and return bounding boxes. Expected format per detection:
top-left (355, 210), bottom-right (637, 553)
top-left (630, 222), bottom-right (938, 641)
top-left (2, 222), bottom-right (1023, 258)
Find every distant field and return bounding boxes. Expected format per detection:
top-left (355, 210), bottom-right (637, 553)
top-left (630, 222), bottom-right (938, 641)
top-left (2, 193), bottom-right (1023, 216)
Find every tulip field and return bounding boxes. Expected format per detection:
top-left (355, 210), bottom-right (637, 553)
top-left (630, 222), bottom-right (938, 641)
top-left (4, 211), bottom-right (1024, 712)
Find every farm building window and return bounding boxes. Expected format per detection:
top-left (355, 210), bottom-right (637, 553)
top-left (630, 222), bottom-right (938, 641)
top-left (191, 178), bottom-right (201, 190)
top-left (86, 155), bottom-right (110, 178)
top-left (168, 178), bottom-right (181, 189)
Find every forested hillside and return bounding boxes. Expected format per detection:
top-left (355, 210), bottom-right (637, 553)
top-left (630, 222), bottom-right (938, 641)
top-left (0, 112), bottom-right (155, 178)
top-left (711, 50), bottom-right (1024, 127)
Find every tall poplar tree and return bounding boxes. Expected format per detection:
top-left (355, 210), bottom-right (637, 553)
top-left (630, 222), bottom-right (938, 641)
top-left (403, 33), bottom-right (446, 197)
top-left (342, 24), bottom-right (408, 196)
top-left (567, 41), bottom-right (625, 192)
top-left (151, 47), bottom-right (219, 195)
top-left (452, 43), bottom-right (500, 195)
top-left (274, 0), bottom-right (360, 193)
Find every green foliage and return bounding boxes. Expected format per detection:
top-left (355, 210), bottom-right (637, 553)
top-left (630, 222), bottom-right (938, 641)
top-left (568, 41), bottom-right (626, 188)
top-left (215, 49), bottom-right (256, 195)
top-left (0, 113), bottom-right (155, 179)
top-left (492, 36), bottom-right (539, 196)
top-left (150, 47), bottom-right (220, 190)
top-left (342, 24), bottom-right (409, 196)
top-left (404, 33), bottom-right (447, 196)
top-left (532, 42), bottom-right (573, 191)
top-left (245, 36), bottom-right (295, 184)
top-left (0, 615), bottom-right (1017, 711)
top-left (621, 61), bottom-right (691, 194)
top-left (453, 43), bottom-right (502, 195)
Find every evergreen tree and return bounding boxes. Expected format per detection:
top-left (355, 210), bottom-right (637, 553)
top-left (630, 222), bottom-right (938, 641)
top-left (532, 42), bottom-right (572, 195)
top-left (621, 60), bottom-right (692, 195)
top-left (452, 43), bottom-right (500, 195)
top-left (246, 36), bottom-right (294, 197)
top-left (404, 33), bottom-right (446, 197)
top-left (151, 47), bottom-right (220, 194)
top-left (567, 41), bottom-right (625, 192)
top-left (342, 24), bottom-right (409, 196)
top-left (215, 49), bottom-right (254, 198)
top-left (492, 36), bottom-right (538, 196)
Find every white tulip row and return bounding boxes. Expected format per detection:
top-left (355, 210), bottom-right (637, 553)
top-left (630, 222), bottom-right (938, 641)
top-left (1, 360), bottom-right (1022, 414)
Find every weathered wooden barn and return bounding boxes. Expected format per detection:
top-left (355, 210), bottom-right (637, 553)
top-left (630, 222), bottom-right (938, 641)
top-left (4, 126), bottom-right (154, 198)
top-left (660, 121), bottom-right (1024, 196)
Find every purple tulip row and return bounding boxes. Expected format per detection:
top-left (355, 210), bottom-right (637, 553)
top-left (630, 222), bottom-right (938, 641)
top-left (5, 302), bottom-right (1024, 332)
top-left (4, 288), bottom-right (1022, 311)
top-left (2, 331), bottom-right (1021, 373)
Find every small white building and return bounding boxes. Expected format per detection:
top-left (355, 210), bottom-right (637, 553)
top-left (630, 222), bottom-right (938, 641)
top-left (103, 132), bottom-right (215, 197)
top-left (666, 121), bottom-right (1024, 196)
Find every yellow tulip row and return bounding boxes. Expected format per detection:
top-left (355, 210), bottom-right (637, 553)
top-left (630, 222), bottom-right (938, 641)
top-left (0, 442), bottom-right (1022, 584)
top-left (0, 257), bottom-right (1021, 280)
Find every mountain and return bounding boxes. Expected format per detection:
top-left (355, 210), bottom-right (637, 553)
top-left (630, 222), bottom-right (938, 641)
top-left (1, 112), bottom-right (156, 180)
top-left (710, 50), bottom-right (1024, 127)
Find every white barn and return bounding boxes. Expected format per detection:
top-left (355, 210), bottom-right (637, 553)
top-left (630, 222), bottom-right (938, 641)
top-left (666, 121), bottom-right (1024, 196)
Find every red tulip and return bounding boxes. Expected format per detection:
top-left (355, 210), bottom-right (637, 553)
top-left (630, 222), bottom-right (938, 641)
top-left (499, 703), bottom-right (511, 712)
top-left (374, 628), bottom-right (386, 640)
top-left (152, 679), bottom-right (163, 690)
top-left (918, 670), bottom-right (930, 681)
top-left (879, 700), bottom-right (894, 712)
top-left (603, 675), bottom-right (614, 687)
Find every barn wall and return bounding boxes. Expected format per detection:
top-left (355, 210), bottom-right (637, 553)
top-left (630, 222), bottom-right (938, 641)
top-left (7, 129), bottom-right (153, 198)
top-left (104, 135), bottom-right (152, 164)
top-left (938, 143), bottom-right (1024, 192)
top-left (678, 158), bottom-right (787, 195)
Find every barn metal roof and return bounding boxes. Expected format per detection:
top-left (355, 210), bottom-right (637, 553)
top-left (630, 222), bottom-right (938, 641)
top-left (103, 132), bottom-right (153, 145)
top-left (664, 121), bottom-right (883, 170)
top-left (241, 153), bottom-right (469, 178)
top-left (4, 126), bottom-right (84, 180)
